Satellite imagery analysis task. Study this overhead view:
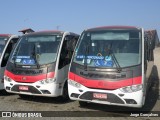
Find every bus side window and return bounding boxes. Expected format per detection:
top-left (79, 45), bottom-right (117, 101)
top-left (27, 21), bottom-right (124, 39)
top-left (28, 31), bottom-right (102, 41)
top-left (1, 38), bottom-right (19, 67)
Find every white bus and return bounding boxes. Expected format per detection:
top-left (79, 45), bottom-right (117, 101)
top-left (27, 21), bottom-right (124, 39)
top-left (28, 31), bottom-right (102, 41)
top-left (68, 26), bottom-right (156, 108)
top-left (4, 30), bottom-right (79, 99)
top-left (0, 34), bottom-right (19, 90)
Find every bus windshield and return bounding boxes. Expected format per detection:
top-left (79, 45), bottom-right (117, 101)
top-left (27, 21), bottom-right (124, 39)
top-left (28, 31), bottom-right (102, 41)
top-left (73, 30), bottom-right (141, 68)
top-left (10, 35), bottom-right (62, 66)
top-left (0, 37), bottom-right (8, 56)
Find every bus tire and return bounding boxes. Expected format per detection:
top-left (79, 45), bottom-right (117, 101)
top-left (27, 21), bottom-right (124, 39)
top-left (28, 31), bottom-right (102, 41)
top-left (1, 89), bottom-right (9, 95)
top-left (62, 82), bottom-right (69, 101)
top-left (142, 96), bottom-right (146, 106)
top-left (79, 101), bottom-right (88, 107)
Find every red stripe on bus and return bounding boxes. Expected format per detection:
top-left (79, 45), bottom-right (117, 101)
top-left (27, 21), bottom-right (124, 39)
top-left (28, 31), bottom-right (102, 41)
top-left (5, 70), bottom-right (55, 83)
top-left (69, 72), bottom-right (142, 90)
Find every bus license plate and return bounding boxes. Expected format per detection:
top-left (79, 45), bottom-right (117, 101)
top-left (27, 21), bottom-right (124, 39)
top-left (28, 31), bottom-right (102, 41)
top-left (93, 93), bottom-right (107, 99)
top-left (19, 86), bottom-right (28, 91)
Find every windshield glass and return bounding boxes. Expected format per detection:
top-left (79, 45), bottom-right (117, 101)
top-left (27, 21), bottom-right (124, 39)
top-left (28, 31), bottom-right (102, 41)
top-left (10, 35), bottom-right (62, 65)
top-left (0, 37), bottom-right (8, 56)
top-left (73, 30), bottom-right (141, 68)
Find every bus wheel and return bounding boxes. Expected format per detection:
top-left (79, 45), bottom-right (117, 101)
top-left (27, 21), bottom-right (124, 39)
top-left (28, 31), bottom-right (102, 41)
top-left (79, 101), bottom-right (88, 107)
top-left (62, 82), bottom-right (69, 101)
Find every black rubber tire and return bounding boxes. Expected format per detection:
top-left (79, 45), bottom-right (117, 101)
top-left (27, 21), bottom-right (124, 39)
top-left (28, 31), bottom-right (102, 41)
top-left (61, 82), bottom-right (70, 101)
top-left (1, 89), bottom-right (9, 95)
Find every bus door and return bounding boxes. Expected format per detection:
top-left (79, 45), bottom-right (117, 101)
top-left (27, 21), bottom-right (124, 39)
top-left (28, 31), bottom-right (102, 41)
top-left (0, 38), bottom-right (19, 87)
top-left (144, 31), bottom-right (155, 90)
top-left (57, 35), bottom-right (78, 83)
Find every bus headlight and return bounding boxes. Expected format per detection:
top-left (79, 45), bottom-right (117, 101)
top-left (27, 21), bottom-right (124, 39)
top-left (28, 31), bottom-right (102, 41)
top-left (4, 76), bottom-right (13, 82)
top-left (39, 78), bottom-right (56, 84)
top-left (68, 80), bottom-right (81, 88)
top-left (120, 84), bottom-right (143, 93)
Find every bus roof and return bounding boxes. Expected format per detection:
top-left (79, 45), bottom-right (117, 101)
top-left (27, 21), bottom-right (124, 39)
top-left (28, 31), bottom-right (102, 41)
top-left (21, 30), bottom-right (64, 36)
top-left (19, 28), bottom-right (34, 34)
top-left (22, 30), bottom-right (79, 36)
top-left (0, 34), bottom-right (12, 37)
top-left (86, 26), bottom-right (141, 31)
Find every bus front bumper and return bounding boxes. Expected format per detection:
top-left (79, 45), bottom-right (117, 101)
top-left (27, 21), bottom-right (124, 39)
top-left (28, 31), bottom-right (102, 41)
top-left (4, 80), bottom-right (63, 97)
top-left (68, 79), bottom-right (144, 108)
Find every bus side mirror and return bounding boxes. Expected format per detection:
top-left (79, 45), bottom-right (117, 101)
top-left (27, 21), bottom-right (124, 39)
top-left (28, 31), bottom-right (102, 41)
top-left (146, 39), bottom-right (155, 61)
top-left (64, 36), bottom-right (69, 41)
top-left (148, 39), bottom-right (155, 50)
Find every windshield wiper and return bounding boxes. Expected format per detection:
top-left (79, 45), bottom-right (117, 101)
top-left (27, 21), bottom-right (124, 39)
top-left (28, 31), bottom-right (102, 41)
top-left (84, 45), bottom-right (89, 71)
top-left (110, 51), bottom-right (122, 72)
top-left (108, 44), bottom-right (122, 72)
top-left (32, 43), bottom-right (40, 68)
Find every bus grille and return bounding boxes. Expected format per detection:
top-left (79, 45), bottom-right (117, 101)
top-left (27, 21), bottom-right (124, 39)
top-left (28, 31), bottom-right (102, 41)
top-left (11, 85), bottom-right (41, 94)
top-left (79, 92), bottom-right (124, 104)
top-left (11, 69), bottom-right (43, 75)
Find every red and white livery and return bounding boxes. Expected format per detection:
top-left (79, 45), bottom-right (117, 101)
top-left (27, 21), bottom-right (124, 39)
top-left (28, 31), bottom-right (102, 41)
top-left (68, 26), bottom-right (156, 108)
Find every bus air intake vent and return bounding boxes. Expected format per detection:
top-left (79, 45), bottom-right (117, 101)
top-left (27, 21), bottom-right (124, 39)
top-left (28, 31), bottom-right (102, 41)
top-left (71, 93), bottom-right (80, 98)
top-left (80, 72), bottom-right (126, 79)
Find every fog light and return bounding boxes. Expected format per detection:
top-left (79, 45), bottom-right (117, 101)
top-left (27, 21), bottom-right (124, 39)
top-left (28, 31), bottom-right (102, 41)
top-left (41, 90), bottom-right (51, 94)
top-left (125, 99), bottom-right (137, 104)
top-left (6, 87), bottom-right (11, 90)
top-left (71, 93), bottom-right (80, 98)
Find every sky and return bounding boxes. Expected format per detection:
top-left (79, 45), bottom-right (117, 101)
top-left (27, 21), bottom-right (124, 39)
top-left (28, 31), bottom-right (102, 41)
top-left (0, 0), bottom-right (160, 36)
